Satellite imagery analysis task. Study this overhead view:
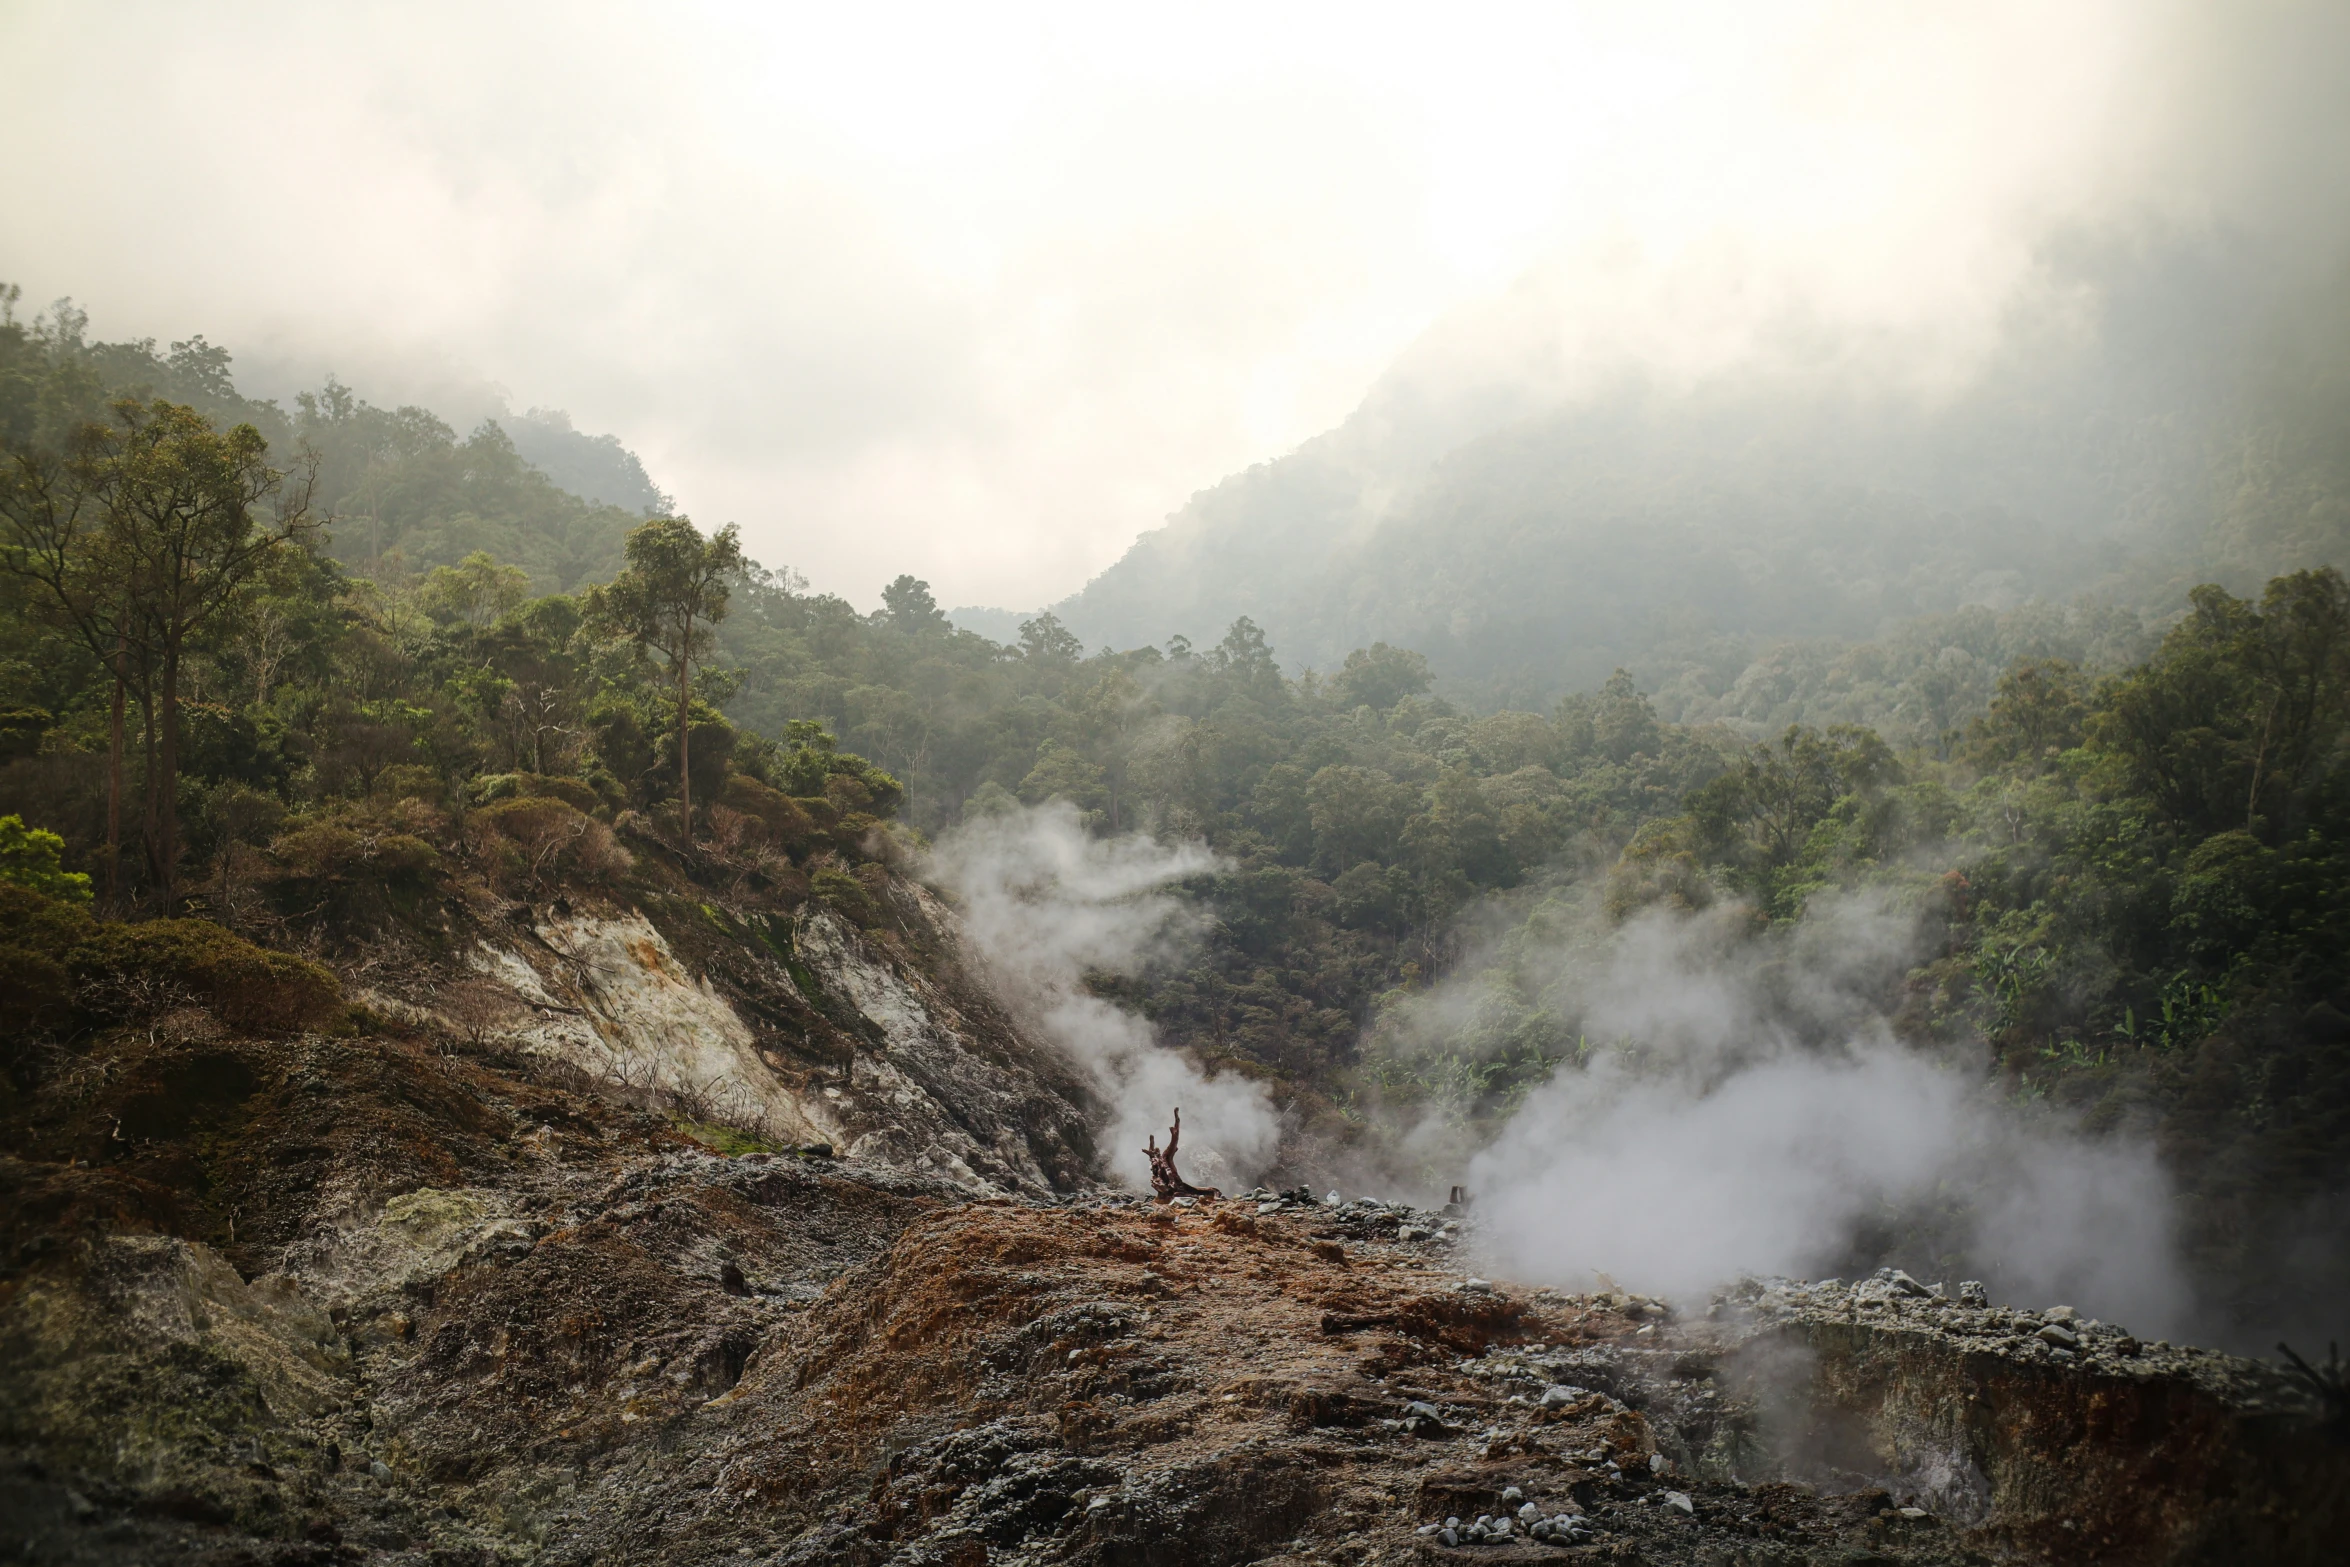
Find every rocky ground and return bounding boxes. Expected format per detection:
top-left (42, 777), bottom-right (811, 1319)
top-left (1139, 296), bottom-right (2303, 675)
top-left (3, 857), bottom-right (2344, 1565)
top-left (5, 1051), bottom-right (2343, 1567)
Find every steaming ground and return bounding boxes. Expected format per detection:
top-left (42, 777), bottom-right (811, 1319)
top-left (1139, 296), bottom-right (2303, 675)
top-left (927, 802), bottom-right (1280, 1194)
top-left (931, 812), bottom-right (2191, 1332)
top-left (1439, 895), bottom-right (2193, 1337)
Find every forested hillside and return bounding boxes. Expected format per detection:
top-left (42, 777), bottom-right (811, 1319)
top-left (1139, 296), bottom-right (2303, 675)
top-left (2, 286), bottom-right (2345, 1346)
top-left (1025, 241), bottom-right (2350, 733)
top-left (0, 291), bottom-right (661, 597)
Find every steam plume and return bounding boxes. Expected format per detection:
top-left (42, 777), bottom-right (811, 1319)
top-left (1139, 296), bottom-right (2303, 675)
top-left (928, 802), bottom-right (1279, 1193)
top-left (1429, 894), bottom-right (2189, 1333)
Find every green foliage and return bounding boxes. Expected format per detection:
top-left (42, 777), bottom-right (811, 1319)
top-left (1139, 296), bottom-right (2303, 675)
top-left (70, 917), bottom-right (343, 1035)
top-left (470, 794), bottom-right (630, 892)
top-left (0, 882), bottom-right (339, 1037)
top-left (595, 514), bottom-right (745, 822)
top-left (0, 812), bottom-right (89, 901)
top-left (1331, 643), bottom-right (1432, 711)
top-left (1335, 568), bottom-right (2350, 1316)
top-left (1, 293), bottom-right (2343, 1305)
top-left (809, 866), bottom-right (880, 927)
top-left (268, 799), bottom-right (442, 885)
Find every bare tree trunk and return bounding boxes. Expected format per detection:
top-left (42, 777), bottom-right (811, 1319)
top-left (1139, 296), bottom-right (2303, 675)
top-left (107, 634), bottom-right (124, 913)
top-left (158, 644), bottom-right (180, 911)
top-left (140, 691), bottom-right (160, 901)
top-left (676, 624), bottom-right (693, 841)
top-left (2247, 696), bottom-right (2278, 835)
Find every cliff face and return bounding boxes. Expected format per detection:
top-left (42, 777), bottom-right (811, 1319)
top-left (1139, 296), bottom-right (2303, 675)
top-left (404, 884), bottom-right (1100, 1196)
top-left (1, 853), bottom-right (2340, 1566)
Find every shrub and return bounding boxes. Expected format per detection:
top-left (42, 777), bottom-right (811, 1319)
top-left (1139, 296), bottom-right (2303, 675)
top-left (810, 866), bottom-right (879, 927)
top-left (0, 883), bottom-right (341, 1037)
top-left (270, 798), bottom-right (443, 884)
top-left (717, 773), bottom-right (819, 852)
top-left (0, 941), bottom-right (72, 1039)
top-left (0, 813), bottom-right (91, 902)
top-left (373, 763), bottom-right (446, 804)
top-left (70, 919), bottom-right (343, 1034)
top-left (470, 772), bottom-right (606, 817)
top-left (523, 774), bottom-right (606, 817)
top-left (471, 795), bottom-right (632, 891)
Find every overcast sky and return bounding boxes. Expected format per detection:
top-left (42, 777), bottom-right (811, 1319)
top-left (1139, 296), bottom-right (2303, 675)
top-left (0, 2), bottom-right (2336, 611)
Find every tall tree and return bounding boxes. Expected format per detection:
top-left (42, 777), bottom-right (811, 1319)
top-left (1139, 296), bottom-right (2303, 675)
top-left (602, 515), bottom-right (742, 836)
top-left (85, 400), bottom-right (316, 905)
top-left (0, 429), bottom-right (138, 905)
top-left (880, 573), bottom-right (949, 634)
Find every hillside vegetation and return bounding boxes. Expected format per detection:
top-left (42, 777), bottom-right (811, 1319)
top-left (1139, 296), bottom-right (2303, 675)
top-left (1030, 242), bottom-right (2350, 731)
top-left (2, 289), bottom-right (2345, 1346)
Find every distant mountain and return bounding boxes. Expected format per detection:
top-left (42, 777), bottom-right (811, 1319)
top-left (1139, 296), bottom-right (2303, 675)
top-left (943, 604), bottom-right (1029, 644)
top-left (1038, 236), bottom-right (2350, 723)
top-left (507, 406), bottom-right (672, 518)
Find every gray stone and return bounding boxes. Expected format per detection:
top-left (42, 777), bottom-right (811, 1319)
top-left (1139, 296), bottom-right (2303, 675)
top-left (1959, 1279), bottom-right (1988, 1306)
top-left (1439, 1527), bottom-right (1459, 1546)
top-left (1517, 1502), bottom-right (1539, 1520)
top-left (2037, 1322), bottom-right (2080, 1349)
top-left (1887, 1269), bottom-right (1933, 1298)
top-left (1407, 1400), bottom-right (1443, 1420)
top-left (1664, 1490), bottom-right (1694, 1515)
top-left (1501, 1486), bottom-right (1522, 1503)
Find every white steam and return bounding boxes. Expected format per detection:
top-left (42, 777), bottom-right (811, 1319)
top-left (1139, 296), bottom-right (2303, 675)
top-left (928, 802), bottom-right (1279, 1194)
top-left (1456, 895), bottom-right (2187, 1333)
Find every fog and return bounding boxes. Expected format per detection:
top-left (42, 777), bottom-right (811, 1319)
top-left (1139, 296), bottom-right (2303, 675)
top-left (4, 2), bottom-right (2341, 613)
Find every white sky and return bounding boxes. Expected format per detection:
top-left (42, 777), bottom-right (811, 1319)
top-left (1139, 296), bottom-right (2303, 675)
top-left (0, 1), bottom-right (2313, 609)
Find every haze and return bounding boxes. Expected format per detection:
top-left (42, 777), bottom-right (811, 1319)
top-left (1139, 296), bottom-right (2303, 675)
top-left (6, 0), bottom-right (2324, 612)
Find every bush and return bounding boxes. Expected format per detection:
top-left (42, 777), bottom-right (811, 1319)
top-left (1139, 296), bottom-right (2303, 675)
top-left (0, 813), bottom-right (91, 902)
top-left (717, 773), bottom-right (819, 852)
top-left (270, 798), bottom-right (442, 884)
top-left (471, 795), bottom-right (632, 891)
top-left (0, 941), bottom-right (72, 1039)
top-left (470, 771), bottom-right (606, 817)
top-left (523, 774), bottom-right (606, 817)
top-left (0, 883), bottom-right (341, 1036)
top-left (70, 919), bottom-right (343, 1034)
top-left (809, 866), bottom-right (879, 927)
top-left (373, 763), bottom-right (446, 804)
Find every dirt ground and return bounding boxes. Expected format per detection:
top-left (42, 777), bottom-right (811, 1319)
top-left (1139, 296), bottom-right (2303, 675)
top-left (7, 1011), bottom-right (2339, 1566)
top-left (3, 856), bottom-right (2342, 1567)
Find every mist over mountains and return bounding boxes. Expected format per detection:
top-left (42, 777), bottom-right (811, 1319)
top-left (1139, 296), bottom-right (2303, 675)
top-left (981, 230), bottom-right (2350, 729)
